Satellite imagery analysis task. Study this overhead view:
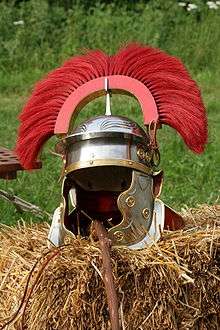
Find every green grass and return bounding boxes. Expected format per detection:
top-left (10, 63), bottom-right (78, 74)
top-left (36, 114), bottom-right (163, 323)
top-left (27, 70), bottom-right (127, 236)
top-left (0, 1), bottom-right (220, 225)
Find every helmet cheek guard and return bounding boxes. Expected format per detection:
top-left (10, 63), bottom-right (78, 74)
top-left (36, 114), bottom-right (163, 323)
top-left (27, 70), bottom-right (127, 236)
top-left (16, 44), bottom-right (207, 249)
top-left (111, 170), bottom-right (155, 246)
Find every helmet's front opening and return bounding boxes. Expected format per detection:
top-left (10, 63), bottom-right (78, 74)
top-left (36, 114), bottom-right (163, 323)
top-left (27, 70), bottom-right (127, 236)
top-left (64, 166), bottom-right (133, 236)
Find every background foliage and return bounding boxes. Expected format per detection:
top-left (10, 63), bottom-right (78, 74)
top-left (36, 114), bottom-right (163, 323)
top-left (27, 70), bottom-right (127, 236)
top-left (0, 0), bottom-right (219, 224)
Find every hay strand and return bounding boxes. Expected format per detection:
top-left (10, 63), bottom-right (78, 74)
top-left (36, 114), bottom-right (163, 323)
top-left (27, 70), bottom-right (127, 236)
top-left (0, 205), bottom-right (219, 329)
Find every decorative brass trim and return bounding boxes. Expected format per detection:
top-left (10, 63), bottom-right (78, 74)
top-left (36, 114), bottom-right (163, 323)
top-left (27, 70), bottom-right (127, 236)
top-left (142, 208), bottom-right (150, 219)
top-left (64, 159), bottom-right (152, 176)
top-left (113, 231), bottom-right (124, 241)
top-left (126, 196), bottom-right (135, 207)
top-left (137, 147), bottom-right (145, 160)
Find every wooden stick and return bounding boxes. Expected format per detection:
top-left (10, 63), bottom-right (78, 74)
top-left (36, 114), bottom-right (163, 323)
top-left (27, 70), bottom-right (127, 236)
top-left (0, 189), bottom-right (51, 219)
top-left (94, 220), bottom-right (120, 330)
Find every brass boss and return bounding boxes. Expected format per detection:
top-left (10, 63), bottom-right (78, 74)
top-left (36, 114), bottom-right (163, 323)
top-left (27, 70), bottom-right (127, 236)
top-left (126, 196), bottom-right (135, 207)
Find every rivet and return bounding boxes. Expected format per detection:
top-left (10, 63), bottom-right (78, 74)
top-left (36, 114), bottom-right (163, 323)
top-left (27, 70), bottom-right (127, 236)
top-left (144, 151), bottom-right (152, 163)
top-left (89, 160), bottom-right (94, 165)
top-left (126, 196), bottom-right (135, 207)
top-left (128, 161), bottom-right (133, 165)
top-left (137, 148), bottom-right (145, 160)
top-left (142, 208), bottom-right (149, 219)
top-left (114, 231), bottom-right (124, 241)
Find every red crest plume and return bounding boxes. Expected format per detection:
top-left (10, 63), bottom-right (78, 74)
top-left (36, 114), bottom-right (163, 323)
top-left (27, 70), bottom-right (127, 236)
top-left (16, 43), bottom-right (207, 169)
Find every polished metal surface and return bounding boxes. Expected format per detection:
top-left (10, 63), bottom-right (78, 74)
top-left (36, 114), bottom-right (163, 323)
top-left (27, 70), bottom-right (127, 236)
top-left (128, 199), bottom-right (165, 250)
top-left (108, 170), bottom-right (155, 247)
top-left (69, 115), bottom-right (147, 136)
top-left (65, 131), bottom-right (146, 143)
top-left (48, 206), bottom-right (65, 247)
top-left (64, 115), bottom-right (152, 175)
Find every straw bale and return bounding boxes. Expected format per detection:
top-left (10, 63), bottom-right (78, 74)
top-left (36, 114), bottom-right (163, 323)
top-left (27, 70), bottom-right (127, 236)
top-left (0, 205), bottom-right (219, 329)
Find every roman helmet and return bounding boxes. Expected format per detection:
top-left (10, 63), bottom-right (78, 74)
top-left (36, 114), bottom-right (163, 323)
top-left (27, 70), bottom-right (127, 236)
top-left (15, 44), bottom-right (207, 249)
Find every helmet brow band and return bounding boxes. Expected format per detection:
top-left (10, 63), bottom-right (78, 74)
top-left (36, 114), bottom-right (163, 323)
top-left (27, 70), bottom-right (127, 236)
top-left (64, 159), bottom-right (153, 177)
top-left (54, 75), bottom-right (158, 134)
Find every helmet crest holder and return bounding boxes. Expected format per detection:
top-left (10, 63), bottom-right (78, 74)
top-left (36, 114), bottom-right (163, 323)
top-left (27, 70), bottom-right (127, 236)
top-left (54, 75), bottom-right (158, 131)
top-left (55, 75), bottom-right (160, 165)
